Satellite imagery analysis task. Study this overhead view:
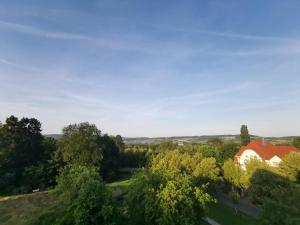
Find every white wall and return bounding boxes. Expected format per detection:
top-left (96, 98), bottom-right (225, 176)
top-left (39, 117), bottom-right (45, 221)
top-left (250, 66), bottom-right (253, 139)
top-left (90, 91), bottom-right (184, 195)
top-left (239, 149), bottom-right (262, 169)
top-left (268, 155), bottom-right (282, 167)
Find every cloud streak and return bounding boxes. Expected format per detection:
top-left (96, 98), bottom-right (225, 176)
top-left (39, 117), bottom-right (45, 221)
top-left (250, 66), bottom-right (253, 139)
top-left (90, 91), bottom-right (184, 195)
top-left (0, 20), bottom-right (94, 41)
top-left (148, 23), bottom-right (299, 42)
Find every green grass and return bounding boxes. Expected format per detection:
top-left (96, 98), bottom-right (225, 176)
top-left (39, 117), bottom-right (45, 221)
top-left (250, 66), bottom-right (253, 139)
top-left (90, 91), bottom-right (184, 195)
top-left (207, 202), bottom-right (258, 225)
top-left (0, 191), bottom-right (55, 225)
top-left (107, 178), bottom-right (134, 198)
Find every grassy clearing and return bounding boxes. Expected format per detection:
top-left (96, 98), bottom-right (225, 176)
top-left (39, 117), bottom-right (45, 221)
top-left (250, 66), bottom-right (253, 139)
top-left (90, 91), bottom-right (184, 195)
top-left (207, 202), bottom-right (258, 225)
top-left (0, 191), bottom-right (55, 225)
top-left (107, 178), bottom-right (133, 198)
top-left (107, 178), bottom-right (133, 188)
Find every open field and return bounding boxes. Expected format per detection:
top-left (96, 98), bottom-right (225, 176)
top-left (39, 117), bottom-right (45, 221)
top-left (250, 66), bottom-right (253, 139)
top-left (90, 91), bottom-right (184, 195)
top-left (0, 192), bottom-right (55, 225)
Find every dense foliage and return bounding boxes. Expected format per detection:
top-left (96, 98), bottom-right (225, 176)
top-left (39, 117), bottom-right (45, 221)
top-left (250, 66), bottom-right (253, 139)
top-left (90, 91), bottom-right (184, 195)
top-left (59, 122), bottom-right (124, 181)
top-left (0, 116), bottom-right (59, 194)
top-left (223, 154), bottom-right (300, 225)
top-left (1, 115), bottom-right (300, 225)
top-left (125, 150), bottom-right (217, 225)
top-left (32, 165), bottom-right (116, 225)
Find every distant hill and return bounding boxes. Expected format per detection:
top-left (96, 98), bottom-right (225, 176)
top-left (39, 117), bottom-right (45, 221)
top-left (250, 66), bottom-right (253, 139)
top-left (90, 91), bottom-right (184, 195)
top-left (44, 134), bottom-right (298, 145)
top-left (124, 135), bottom-right (298, 145)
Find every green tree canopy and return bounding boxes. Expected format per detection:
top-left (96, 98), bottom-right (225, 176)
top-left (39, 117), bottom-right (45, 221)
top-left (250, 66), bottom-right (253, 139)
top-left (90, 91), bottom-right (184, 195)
top-left (223, 159), bottom-right (244, 189)
top-left (100, 134), bottom-right (121, 180)
top-left (59, 122), bottom-right (103, 167)
top-left (279, 152), bottom-right (300, 182)
top-left (125, 149), bottom-right (220, 225)
top-left (249, 169), bottom-right (300, 225)
top-left (0, 116), bottom-right (46, 193)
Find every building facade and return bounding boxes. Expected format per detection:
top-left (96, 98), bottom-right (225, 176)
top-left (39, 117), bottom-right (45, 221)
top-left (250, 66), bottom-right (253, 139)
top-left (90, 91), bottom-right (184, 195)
top-left (235, 139), bottom-right (299, 169)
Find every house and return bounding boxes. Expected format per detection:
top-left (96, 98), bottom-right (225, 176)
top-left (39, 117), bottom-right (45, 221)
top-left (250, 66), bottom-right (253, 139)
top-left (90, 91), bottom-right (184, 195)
top-left (235, 139), bottom-right (299, 169)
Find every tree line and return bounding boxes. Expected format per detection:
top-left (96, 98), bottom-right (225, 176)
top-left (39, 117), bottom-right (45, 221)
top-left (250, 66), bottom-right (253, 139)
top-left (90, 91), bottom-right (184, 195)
top-left (0, 116), bottom-right (126, 194)
top-left (0, 116), bottom-right (300, 225)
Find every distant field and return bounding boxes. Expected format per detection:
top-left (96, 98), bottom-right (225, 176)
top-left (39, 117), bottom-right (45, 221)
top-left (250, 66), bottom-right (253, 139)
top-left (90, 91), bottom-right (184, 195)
top-left (124, 135), bottom-right (295, 145)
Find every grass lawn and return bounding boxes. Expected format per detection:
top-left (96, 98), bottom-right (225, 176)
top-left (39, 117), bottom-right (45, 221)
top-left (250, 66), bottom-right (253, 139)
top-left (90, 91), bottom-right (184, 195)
top-left (107, 178), bottom-right (133, 188)
top-left (0, 191), bottom-right (55, 225)
top-left (207, 202), bottom-right (258, 225)
top-left (107, 178), bottom-right (134, 198)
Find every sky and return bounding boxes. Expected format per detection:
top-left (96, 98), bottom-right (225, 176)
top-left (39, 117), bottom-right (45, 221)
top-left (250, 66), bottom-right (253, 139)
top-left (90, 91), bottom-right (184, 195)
top-left (0, 0), bottom-right (300, 137)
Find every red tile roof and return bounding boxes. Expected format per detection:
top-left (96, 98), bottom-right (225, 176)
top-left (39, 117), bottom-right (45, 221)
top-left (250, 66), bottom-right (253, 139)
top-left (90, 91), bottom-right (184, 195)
top-left (235, 139), bottom-right (299, 160)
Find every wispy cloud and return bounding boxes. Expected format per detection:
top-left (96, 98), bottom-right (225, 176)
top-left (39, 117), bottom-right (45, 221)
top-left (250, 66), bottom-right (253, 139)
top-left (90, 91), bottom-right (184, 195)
top-left (147, 22), bottom-right (299, 42)
top-left (209, 41), bottom-right (300, 57)
top-left (0, 20), bottom-right (94, 41)
top-left (0, 57), bottom-right (40, 72)
top-left (0, 20), bottom-right (139, 50)
top-left (225, 97), bottom-right (300, 113)
top-left (155, 81), bottom-right (260, 105)
top-left (195, 30), bottom-right (299, 42)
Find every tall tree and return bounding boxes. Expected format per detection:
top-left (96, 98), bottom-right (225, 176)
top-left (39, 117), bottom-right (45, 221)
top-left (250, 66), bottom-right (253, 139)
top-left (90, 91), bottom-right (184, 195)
top-left (240, 125), bottom-right (250, 146)
top-left (59, 122), bottom-right (103, 167)
top-left (100, 134), bottom-right (120, 180)
top-left (0, 116), bottom-right (44, 191)
top-left (115, 134), bottom-right (125, 152)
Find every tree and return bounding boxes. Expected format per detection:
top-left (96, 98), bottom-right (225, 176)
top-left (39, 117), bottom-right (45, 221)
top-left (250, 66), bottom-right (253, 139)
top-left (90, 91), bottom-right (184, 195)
top-left (125, 149), bottom-right (218, 225)
top-left (21, 137), bottom-right (62, 190)
top-left (0, 116), bottom-right (44, 193)
top-left (59, 122), bottom-right (103, 167)
top-left (207, 138), bottom-right (223, 148)
top-left (156, 140), bottom-right (178, 152)
top-left (240, 125), bottom-right (250, 146)
top-left (260, 184), bottom-right (300, 225)
top-left (293, 137), bottom-right (300, 149)
top-left (279, 152), bottom-right (300, 182)
top-left (193, 157), bottom-right (221, 185)
top-left (100, 134), bottom-right (121, 180)
top-left (115, 135), bottom-right (125, 152)
top-left (250, 170), bottom-right (300, 225)
top-left (248, 168), bottom-right (291, 204)
top-left (197, 145), bottom-right (217, 158)
top-left (223, 159), bottom-right (244, 189)
top-left (216, 141), bottom-right (240, 163)
top-left (126, 171), bottom-right (213, 225)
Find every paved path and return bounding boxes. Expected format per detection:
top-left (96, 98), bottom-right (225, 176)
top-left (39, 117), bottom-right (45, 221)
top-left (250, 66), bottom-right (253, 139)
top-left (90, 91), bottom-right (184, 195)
top-left (216, 193), bottom-right (260, 218)
top-left (204, 217), bottom-right (222, 225)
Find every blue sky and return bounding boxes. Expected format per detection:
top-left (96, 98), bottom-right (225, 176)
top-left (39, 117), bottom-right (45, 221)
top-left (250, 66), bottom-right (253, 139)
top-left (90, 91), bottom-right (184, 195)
top-left (1, 0), bottom-right (300, 137)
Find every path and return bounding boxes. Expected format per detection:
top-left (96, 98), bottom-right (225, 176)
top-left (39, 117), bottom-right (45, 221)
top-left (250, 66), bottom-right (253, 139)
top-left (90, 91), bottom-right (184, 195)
top-left (216, 193), bottom-right (260, 218)
top-left (204, 217), bottom-right (222, 225)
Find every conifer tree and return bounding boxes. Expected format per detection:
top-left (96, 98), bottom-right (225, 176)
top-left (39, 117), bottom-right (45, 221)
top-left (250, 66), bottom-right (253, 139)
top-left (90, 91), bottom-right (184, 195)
top-left (240, 125), bottom-right (250, 146)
